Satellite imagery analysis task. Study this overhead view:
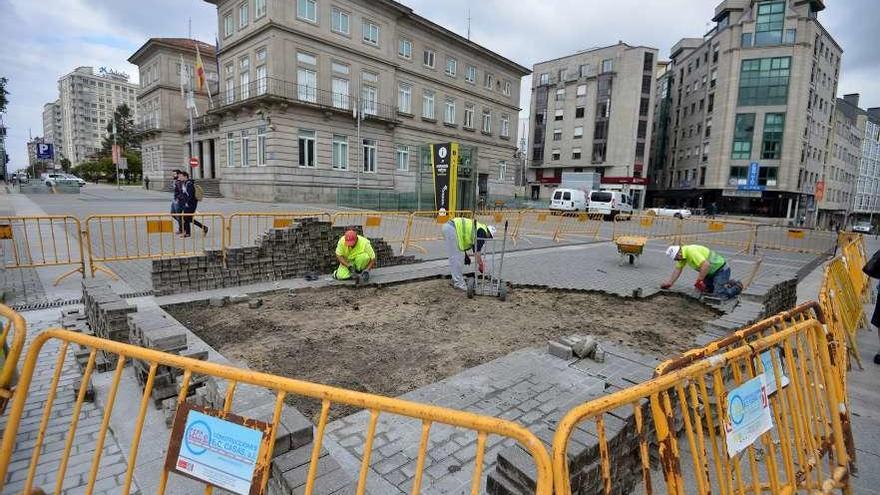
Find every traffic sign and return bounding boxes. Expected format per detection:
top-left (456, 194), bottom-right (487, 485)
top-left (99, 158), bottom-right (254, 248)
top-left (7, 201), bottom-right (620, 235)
top-left (36, 143), bottom-right (54, 160)
top-left (190, 157), bottom-right (200, 168)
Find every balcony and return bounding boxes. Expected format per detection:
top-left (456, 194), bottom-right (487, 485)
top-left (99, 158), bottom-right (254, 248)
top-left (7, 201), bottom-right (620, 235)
top-left (133, 120), bottom-right (162, 137)
top-left (215, 77), bottom-right (399, 124)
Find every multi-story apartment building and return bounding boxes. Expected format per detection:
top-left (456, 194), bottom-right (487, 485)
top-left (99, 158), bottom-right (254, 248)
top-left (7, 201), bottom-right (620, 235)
top-left (649, 61), bottom-right (673, 191)
top-left (853, 106), bottom-right (880, 221)
top-left (42, 100), bottom-right (64, 161)
top-left (649, 0), bottom-right (841, 222)
top-left (816, 94), bottom-right (863, 228)
top-left (128, 38), bottom-right (219, 187)
top-left (527, 42), bottom-right (659, 208)
top-left (57, 66), bottom-right (139, 165)
top-left (204, 0), bottom-right (529, 204)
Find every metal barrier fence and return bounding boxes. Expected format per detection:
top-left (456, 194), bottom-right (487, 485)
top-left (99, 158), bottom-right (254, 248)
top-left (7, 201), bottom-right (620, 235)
top-left (226, 212), bottom-right (332, 248)
top-left (85, 213), bottom-right (226, 278)
top-left (331, 211), bottom-right (413, 252)
top-left (677, 218), bottom-right (758, 254)
top-left (553, 317), bottom-right (850, 494)
top-left (0, 215), bottom-right (86, 285)
top-left (401, 210), bottom-right (473, 254)
top-left (0, 329), bottom-right (553, 495)
top-left (512, 210), bottom-right (564, 243)
top-left (754, 226), bottom-right (838, 255)
top-left (0, 305), bottom-right (26, 413)
top-left (554, 212), bottom-right (604, 242)
top-left (840, 236), bottom-right (869, 300)
top-left (612, 214), bottom-right (682, 242)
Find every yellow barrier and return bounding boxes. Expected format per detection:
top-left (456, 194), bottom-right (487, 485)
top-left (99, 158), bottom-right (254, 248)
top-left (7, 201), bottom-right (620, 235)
top-left (554, 212), bottom-right (604, 242)
top-left (473, 211), bottom-right (522, 245)
top-left (677, 218), bottom-right (757, 254)
top-left (0, 305), bottom-right (26, 413)
top-left (331, 211), bottom-right (413, 252)
top-left (612, 213), bottom-right (681, 242)
top-left (513, 210), bottom-right (564, 244)
top-left (402, 210), bottom-right (473, 254)
top-left (754, 226), bottom-right (838, 254)
top-left (840, 236), bottom-right (869, 300)
top-left (226, 212), bottom-right (332, 247)
top-left (553, 317), bottom-right (850, 494)
top-left (85, 213), bottom-right (226, 278)
top-left (0, 329), bottom-right (553, 495)
top-left (0, 215), bottom-right (86, 285)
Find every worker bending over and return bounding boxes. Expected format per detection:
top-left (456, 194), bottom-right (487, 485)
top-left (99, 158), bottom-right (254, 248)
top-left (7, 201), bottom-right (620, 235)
top-left (442, 217), bottom-right (497, 290)
top-left (333, 230), bottom-right (376, 281)
top-left (661, 244), bottom-right (741, 298)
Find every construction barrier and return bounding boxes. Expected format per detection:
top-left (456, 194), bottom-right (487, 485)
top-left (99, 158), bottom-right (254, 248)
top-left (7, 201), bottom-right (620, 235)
top-left (677, 218), bottom-right (758, 254)
top-left (331, 211), bottom-right (413, 252)
top-left (612, 214), bottom-right (682, 242)
top-left (754, 226), bottom-right (838, 255)
top-left (0, 305), bottom-right (26, 413)
top-left (0, 215), bottom-right (85, 285)
top-left (513, 210), bottom-right (564, 244)
top-left (554, 212), bottom-right (604, 242)
top-left (0, 329), bottom-right (553, 495)
top-left (85, 213), bottom-right (226, 278)
top-left (226, 212), bottom-right (332, 247)
top-left (840, 235), bottom-right (869, 300)
top-left (401, 210), bottom-right (473, 254)
top-left (473, 211), bottom-right (522, 245)
top-left (553, 316), bottom-right (850, 495)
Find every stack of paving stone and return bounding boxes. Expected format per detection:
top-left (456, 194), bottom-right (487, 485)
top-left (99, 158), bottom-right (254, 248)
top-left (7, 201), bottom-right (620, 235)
top-left (127, 309), bottom-right (209, 407)
top-left (743, 275), bottom-right (797, 318)
top-left (81, 279), bottom-right (136, 366)
top-left (152, 219), bottom-right (417, 295)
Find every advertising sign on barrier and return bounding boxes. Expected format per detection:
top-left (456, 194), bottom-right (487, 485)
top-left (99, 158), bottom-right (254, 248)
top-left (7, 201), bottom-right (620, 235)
top-left (756, 348), bottom-right (789, 395)
top-left (166, 404), bottom-right (270, 495)
top-left (725, 375), bottom-right (773, 457)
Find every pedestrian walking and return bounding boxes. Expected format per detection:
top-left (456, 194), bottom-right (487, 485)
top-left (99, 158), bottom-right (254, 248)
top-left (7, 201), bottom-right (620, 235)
top-left (178, 170), bottom-right (208, 238)
top-left (170, 170), bottom-right (184, 234)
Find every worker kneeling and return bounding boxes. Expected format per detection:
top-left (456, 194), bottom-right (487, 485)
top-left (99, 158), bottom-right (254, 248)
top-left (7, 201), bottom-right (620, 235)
top-left (333, 230), bottom-right (376, 281)
top-left (661, 245), bottom-right (742, 298)
top-left (442, 217), bottom-right (497, 290)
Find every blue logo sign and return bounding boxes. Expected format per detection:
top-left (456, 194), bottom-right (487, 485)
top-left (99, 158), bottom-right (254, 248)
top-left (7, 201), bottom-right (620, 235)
top-left (184, 419), bottom-right (211, 456)
top-left (36, 143), bottom-right (54, 160)
top-left (738, 162), bottom-right (765, 191)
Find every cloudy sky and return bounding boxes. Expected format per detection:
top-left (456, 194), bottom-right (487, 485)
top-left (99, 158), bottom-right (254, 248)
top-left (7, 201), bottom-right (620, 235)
top-left (0, 0), bottom-right (877, 166)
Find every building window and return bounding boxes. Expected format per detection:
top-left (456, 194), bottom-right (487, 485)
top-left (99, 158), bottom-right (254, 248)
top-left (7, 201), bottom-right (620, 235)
top-left (784, 29), bottom-right (796, 44)
top-left (238, 2), bottom-right (248, 28)
top-left (445, 99), bottom-right (456, 124)
top-left (554, 109), bottom-right (564, 121)
top-left (224, 12), bottom-right (234, 37)
top-left (573, 126), bottom-right (584, 139)
top-left (332, 135), bottom-right (348, 170)
top-left (396, 145), bottom-right (410, 171)
top-left (484, 72), bottom-right (494, 90)
top-left (708, 93), bottom-right (715, 113)
top-left (445, 57), bottom-right (457, 77)
top-left (553, 129), bottom-right (562, 141)
top-left (297, 0), bottom-right (317, 23)
top-left (572, 148), bottom-right (582, 160)
top-left (255, 64), bottom-right (267, 95)
top-left (464, 104), bottom-right (474, 129)
top-left (332, 7), bottom-right (350, 34)
top-left (639, 97), bottom-right (650, 117)
top-left (241, 130), bottom-right (251, 167)
top-left (362, 139), bottom-right (376, 172)
top-left (635, 142), bottom-right (645, 161)
top-left (257, 126), bottom-right (267, 166)
top-left (482, 109), bottom-right (491, 133)
top-left (226, 132), bottom-right (235, 166)
top-left (705, 117), bottom-right (712, 138)
top-left (422, 91), bottom-right (435, 119)
top-left (298, 130), bottom-right (316, 167)
top-left (423, 49), bottom-right (435, 68)
top-left (732, 113), bottom-right (756, 160)
top-left (225, 66), bottom-right (235, 103)
top-left (575, 106), bottom-right (585, 119)
top-left (332, 77), bottom-right (350, 109)
top-left (503, 81), bottom-right (512, 96)
top-left (500, 113), bottom-right (510, 138)
top-left (499, 160), bottom-right (507, 181)
top-left (362, 20), bottom-right (380, 45)
top-left (601, 58), bottom-right (613, 73)
top-left (539, 73), bottom-right (549, 85)
top-left (361, 82), bottom-right (377, 116)
top-left (761, 112), bottom-right (785, 160)
top-left (398, 39), bottom-right (412, 59)
top-left (712, 44), bottom-right (719, 63)
top-left (239, 57), bottom-right (250, 99)
top-left (755, 0), bottom-right (785, 46)
top-left (637, 121), bottom-right (647, 139)
top-left (398, 83), bottom-right (412, 114)
top-left (466, 66), bottom-right (477, 84)
top-left (255, 0), bottom-right (266, 19)
top-left (556, 88), bottom-right (565, 101)
top-left (576, 84), bottom-right (587, 97)
top-left (297, 68), bottom-right (316, 102)
top-left (738, 57), bottom-right (791, 106)
top-left (552, 149), bottom-right (561, 161)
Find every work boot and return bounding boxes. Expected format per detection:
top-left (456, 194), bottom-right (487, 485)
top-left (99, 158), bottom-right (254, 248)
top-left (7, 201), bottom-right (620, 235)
top-left (360, 271), bottom-right (370, 283)
top-left (453, 281), bottom-right (468, 291)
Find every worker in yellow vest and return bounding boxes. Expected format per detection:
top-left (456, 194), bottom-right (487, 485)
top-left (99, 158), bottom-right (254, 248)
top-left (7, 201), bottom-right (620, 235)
top-left (333, 230), bottom-right (376, 281)
top-left (442, 216), bottom-right (497, 290)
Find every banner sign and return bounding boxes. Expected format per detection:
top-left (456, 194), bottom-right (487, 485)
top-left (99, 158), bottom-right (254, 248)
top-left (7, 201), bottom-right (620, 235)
top-left (431, 142), bottom-right (459, 214)
top-left (166, 403), bottom-right (272, 495)
top-left (756, 348), bottom-right (789, 395)
top-left (725, 375), bottom-right (773, 457)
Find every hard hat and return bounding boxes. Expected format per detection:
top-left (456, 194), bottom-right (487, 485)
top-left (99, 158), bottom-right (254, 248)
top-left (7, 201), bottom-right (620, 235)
top-left (438, 208), bottom-right (447, 216)
top-left (344, 230), bottom-right (358, 246)
top-left (666, 245), bottom-right (681, 260)
top-left (487, 225), bottom-right (498, 238)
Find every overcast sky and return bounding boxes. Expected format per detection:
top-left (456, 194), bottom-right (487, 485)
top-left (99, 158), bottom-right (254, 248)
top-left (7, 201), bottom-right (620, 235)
top-left (1, 0), bottom-right (877, 167)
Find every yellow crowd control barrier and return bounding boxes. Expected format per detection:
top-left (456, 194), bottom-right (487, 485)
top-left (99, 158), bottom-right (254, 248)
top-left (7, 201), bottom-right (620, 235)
top-left (0, 329), bottom-right (553, 495)
top-left (402, 210), bottom-right (473, 254)
top-left (332, 211), bottom-right (413, 251)
top-left (513, 210), bottom-right (564, 244)
top-left (473, 211), bottom-right (522, 245)
top-left (840, 236), bottom-right (869, 300)
top-left (677, 218), bottom-right (758, 254)
top-left (612, 213), bottom-right (681, 242)
top-left (0, 305), bottom-right (26, 413)
top-left (553, 316), bottom-right (850, 495)
top-left (754, 226), bottom-right (838, 254)
top-left (226, 212), bottom-right (332, 247)
top-left (85, 213), bottom-right (226, 278)
top-left (823, 257), bottom-right (866, 370)
top-left (0, 215), bottom-right (86, 285)
top-left (554, 212), bottom-right (604, 242)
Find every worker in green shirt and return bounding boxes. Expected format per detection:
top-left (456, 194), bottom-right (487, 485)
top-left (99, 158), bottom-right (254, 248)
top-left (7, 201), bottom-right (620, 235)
top-left (333, 230), bottom-right (376, 282)
top-left (441, 216), bottom-right (497, 290)
top-left (661, 244), bottom-right (733, 296)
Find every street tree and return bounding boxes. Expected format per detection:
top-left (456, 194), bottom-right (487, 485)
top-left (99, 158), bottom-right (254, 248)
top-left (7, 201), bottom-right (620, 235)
top-left (0, 77), bottom-right (9, 114)
top-left (100, 103), bottom-right (140, 154)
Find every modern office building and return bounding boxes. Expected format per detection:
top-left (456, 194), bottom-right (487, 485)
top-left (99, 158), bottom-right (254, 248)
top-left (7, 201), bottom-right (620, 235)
top-left (853, 105), bottom-right (880, 221)
top-left (203, 0), bottom-right (529, 205)
top-left (816, 94), bottom-right (863, 228)
top-left (527, 42), bottom-right (659, 208)
top-left (648, 0), bottom-right (841, 221)
top-left (42, 100), bottom-right (64, 161)
top-left (128, 38), bottom-right (219, 188)
top-left (57, 66), bottom-right (139, 165)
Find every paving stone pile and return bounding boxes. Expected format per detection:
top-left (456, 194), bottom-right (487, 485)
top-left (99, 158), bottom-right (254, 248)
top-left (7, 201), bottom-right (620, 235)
top-left (152, 218), bottom-right (418, 295)
top-left (81, 279), bottom-right (136, 366)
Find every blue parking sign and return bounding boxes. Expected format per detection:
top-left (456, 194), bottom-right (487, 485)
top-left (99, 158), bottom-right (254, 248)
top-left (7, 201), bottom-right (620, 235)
top-left (36, 143), bottom-right (54, 160)
top-left (748, 162), bottom-right (760, 187)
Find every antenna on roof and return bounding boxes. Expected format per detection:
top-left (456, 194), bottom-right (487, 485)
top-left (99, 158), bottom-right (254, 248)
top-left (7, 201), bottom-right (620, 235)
top-left (467, 8), bottom-right (471, 40)
top-left (188, 17), bottom-right (192, 39)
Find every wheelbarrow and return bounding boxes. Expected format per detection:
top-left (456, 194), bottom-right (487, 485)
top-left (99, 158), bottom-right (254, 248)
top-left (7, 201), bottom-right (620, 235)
top-left (615, 236), bottom-right (647, 266)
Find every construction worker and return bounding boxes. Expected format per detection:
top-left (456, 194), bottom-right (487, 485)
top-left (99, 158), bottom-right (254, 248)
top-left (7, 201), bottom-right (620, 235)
top-left (333, 230), bottom-right (376, 281)
top-left (661, 244), bottom-right (738, 297)
top-left (442, 217), bottom-right (497, 290)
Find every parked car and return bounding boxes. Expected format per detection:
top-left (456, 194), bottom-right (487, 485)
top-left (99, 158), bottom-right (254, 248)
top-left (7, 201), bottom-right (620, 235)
top-left (62, 173), bottom-right (86, 186)
top-left (646, 207), bottom-right (693, 219)
top-left (588, 191), bottom-right (633, 219)
top-left (852, 222), bottom-right (872, 234)
top-left (43, 173), bottom-right (81, 187)
top-left (549, 188), bottom-right (589, 213)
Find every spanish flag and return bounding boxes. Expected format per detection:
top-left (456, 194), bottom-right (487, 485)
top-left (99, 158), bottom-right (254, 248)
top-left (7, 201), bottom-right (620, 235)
top-left (194, 44), bottom-right (206, 92)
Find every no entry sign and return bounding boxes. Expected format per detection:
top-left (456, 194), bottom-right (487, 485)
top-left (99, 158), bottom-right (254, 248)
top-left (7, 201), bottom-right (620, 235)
top-left (190, 157), bottom-right (200, 168)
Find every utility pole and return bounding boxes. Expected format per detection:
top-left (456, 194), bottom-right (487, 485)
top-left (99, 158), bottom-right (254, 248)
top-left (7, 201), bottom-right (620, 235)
top-left (355, 78), bottom-right (362, 204)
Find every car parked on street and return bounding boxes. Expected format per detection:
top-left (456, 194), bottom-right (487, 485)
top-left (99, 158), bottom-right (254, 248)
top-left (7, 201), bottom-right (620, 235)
top-left (852, 222), bottom-right (873, 234)
top-left (549, 188), bottom-right (589, 213)
top-left (43, 172), bottom-right (82, 187)
top-left (646, 207), bottom-right (693, 219)
top-left (588, 191), bottom-right (633, 219)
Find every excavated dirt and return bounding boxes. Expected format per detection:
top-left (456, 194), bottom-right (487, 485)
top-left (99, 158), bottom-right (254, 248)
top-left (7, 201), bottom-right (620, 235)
top-left (168, 279), bottom-right (719, 422)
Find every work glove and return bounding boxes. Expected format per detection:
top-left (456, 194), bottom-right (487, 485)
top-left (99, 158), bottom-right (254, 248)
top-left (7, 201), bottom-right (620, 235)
top-left (694, 280), bottom-right (707, 293)
top-left (478, 259), bottom-right (485, 273)
top-left (660, 282), bottom-right (672, 290)
top-left (463, 254), bottom-right (471, 265)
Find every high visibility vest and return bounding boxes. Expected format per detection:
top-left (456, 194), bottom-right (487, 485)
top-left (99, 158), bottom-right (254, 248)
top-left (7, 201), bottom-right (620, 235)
top-left (452, 217), bottom-right (489, 252)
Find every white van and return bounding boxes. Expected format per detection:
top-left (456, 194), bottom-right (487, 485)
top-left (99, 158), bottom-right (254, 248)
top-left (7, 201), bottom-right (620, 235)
top-left (549, 188), bottom-right (589, 213)
top-left (588, 191), bottom-right (634, 219)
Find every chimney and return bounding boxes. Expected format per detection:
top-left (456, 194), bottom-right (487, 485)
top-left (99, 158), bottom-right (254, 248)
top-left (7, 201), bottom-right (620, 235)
top-left (843, 93), bottom-right (860, 108)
